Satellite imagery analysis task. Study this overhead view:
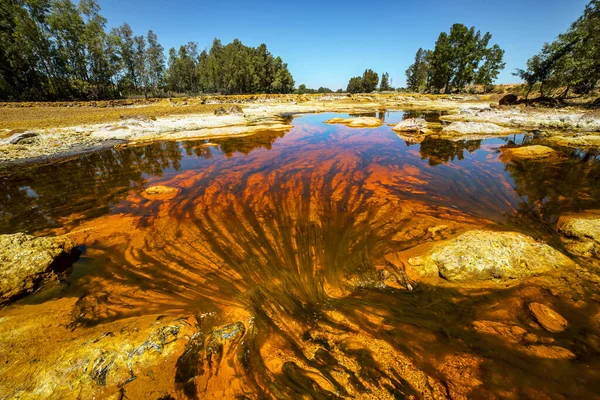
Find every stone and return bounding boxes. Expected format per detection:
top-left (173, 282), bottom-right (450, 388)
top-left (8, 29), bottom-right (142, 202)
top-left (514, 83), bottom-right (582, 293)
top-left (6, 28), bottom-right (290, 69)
top-left (0, 233), bottom-right (77, 302)
top-left (501, 145), bottom-right (557, 159)
top-left (557, 211), bottom-right (600, 258)
top-left (407, 257), bottom-right (424, 266)
top-left (4, 131), bottom-right (39, 145)
top-left (144, 185), bottom-right (179, 196)
top-left (392, 118), bottom-right (427, 132)
top-left (324, 117), bottom-right (383, 128)
top-left (214, 106), bottom-right (228, 115)
top-left (499, 94), bottom-right (518, 106)
top-left (420, 230), bottom-right (574, 281)
top-left (524, 345), bottom-right (575, 359)
top-left (528, 302), bottom-right (568, 333)
top-left (227, 105), bottom-right (244, 114)
top-left (442, 122), bottom-right (511, 135)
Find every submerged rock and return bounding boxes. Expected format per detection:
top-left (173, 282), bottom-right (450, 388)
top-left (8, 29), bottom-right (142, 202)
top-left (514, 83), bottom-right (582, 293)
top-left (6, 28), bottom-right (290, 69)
top-left (0, 233), bottom-right (77, 302)
top-left (557, 211), bottom-right (600, 258)
top-left (501, 145), bottom-right (557, 159)
top-left (442, 122), bottom-right (511, 135)
top-left (419, 230), bottom-right (574, 281)
top-left (392, 118), bottom-right (427, 132)
top-left (324, 117), bottom-right (383, 128)
top-left (528, 303), bottom-right (568, 333)
top-left (144, 185), bottom-right (179, 196)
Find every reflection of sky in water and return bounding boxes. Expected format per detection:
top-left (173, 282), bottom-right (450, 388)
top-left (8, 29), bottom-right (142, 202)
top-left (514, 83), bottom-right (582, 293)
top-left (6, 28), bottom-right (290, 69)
top-left (1, 111), bottom-right (599, 238)
top-left (2, 112), bottom-right (600, 399)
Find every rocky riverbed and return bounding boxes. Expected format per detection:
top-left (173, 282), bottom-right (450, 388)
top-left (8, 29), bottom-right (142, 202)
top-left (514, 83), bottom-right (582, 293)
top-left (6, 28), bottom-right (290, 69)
top-left (1, 101), bottom-right (600, 399)
top-left (2, 93), bottom-right (598, 169)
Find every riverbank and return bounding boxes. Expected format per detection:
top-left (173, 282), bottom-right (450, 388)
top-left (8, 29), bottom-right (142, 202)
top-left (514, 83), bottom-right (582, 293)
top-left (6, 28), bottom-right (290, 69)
top-left (1, 93), bottom-right (599, 170)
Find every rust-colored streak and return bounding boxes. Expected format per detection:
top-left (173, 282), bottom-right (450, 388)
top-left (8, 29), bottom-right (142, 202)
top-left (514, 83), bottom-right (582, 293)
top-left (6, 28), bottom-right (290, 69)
top-left (1, 113), bottom-right (600, 399)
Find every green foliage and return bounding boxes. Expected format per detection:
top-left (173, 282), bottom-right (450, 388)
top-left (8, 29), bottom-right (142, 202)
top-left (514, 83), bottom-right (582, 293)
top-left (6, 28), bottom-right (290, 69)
top-left (515, 0), bottom-right (599, 99)
top-left (193, 39), bottom-right (294, 94)
top-left (361, 69), bottom-right (379, 92)
top-left (406, 24), bottom-right (505, 93)
top-left (346, 69), bottom-right (380, 93)
top-left (0, 1), bottom-right (295, 100)
top-left (405, 48), bottom-right (430, 92)
top-left (294, 85), bottom-right (332, 94)
top-left (346, 76), bottom-right (363, 93)
top-left (380, 72), bottom-right (391, 91)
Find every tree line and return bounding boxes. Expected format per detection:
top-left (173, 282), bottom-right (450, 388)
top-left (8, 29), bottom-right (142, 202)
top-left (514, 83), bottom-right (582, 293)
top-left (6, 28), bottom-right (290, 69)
top-left (515, 0), bottom-right (599, 100)
top-left (405, 23), bottom-right (505, 93)
top-left (0, 0), bottom-right (294, 100)
top-left (346, 70), bottom-right (392, 93)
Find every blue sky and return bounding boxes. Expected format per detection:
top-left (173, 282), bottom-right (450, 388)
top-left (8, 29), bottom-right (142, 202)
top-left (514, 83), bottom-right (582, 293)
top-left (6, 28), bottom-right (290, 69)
top-left (99, 0), bottom-right (589, 90)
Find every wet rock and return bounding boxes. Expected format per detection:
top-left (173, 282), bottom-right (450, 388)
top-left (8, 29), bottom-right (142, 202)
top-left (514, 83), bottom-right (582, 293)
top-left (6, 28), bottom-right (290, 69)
top-left (524, 345), bottom-right (575, 359)
top-left (214, 107), bottom-right (228, 115)
top-left (3, 131), bottom-right (39, 145)
top-left (227, 105), bottom-right (244, 114)
top-left (324, 117), bottom-right (383, 128)
top-left (528, 303), bottom-right (568, 333)
top-left (0, 233), bottom-right (77, 302)
top-left (557, 211), bottom-right (600, 258)
top-left (501, 145), bottom-right (557, 159)
top-left (499, 94), bottom-right (518, 106)
top-left (392, 118), bottom-right (427, 132)
top-left (420, 230), bottom-right (574, 281)
top-left (407, 257), bottom-right (424, 266)
top-left (0, 312), bottom-right (195, 398)
top-left (442, 122), bottom-right (511, 135)
top-left (175, 322), bottom-right (246, 397)
top-left (144, 185), bottom-right (179, 196)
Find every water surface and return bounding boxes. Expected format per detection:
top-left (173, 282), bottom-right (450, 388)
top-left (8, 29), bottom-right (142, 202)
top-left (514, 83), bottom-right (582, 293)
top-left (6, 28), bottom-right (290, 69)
top-left (1, 111), bottom-right (600, 399)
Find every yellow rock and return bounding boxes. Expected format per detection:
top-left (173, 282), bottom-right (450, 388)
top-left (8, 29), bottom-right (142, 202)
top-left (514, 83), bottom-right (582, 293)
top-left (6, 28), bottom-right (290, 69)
top-left (501, 145), bottom-right (556, 159)
top-left (324, 117), bottom-right (383, 128)
top-left (144, 185), bottom-right (179, 196)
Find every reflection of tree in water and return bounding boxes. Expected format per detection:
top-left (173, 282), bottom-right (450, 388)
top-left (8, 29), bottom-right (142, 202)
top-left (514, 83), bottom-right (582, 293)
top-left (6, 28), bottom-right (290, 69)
top-left (212, 129), bottom-right (286, 157)
top-left (0, 142), bottom-right (181, 234)
top-left (503, 146), bottom-right (600, 230)
top-left (0, 129), bottom-right (294, 235)
top-left (419, 136), bottom-right (482, 166)
top-left (403, 110), bottom-right (445, 123)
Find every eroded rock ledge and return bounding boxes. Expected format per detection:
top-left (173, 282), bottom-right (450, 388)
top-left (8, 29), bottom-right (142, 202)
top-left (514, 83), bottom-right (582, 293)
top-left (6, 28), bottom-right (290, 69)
top-left (0, 233), bottom-right (79, 302)
top-left (410, 230), bottom-right (574, 281)
top-left (558, 211), bottom-right (600, 258)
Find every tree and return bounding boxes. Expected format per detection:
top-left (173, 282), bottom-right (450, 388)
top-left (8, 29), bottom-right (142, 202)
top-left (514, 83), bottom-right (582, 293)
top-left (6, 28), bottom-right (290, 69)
top-left (361, 69), bottom-right (379, 92)
top-left (111, 23), bottom-right (138, 93)
top-left (406, 48), bottom-right (430, 92)
top-left (380, 72), bottom-right (391, 91)
top-left (145, 30), bottom-right (164, 96)
top-left (515, 0), bottom-right (599, 99)
top-left (0, 2), bottom-right (295, 100)
top-left (347, 76), bottom-right (363, 93)
top-left (475, 44), bottom-right (505, 89)
top-left (409, 24), bottom-right (505, 93)
top-left (133, 35), bottom-right (148, 97)
top-left (297, 84), bottom-right (307, 94)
